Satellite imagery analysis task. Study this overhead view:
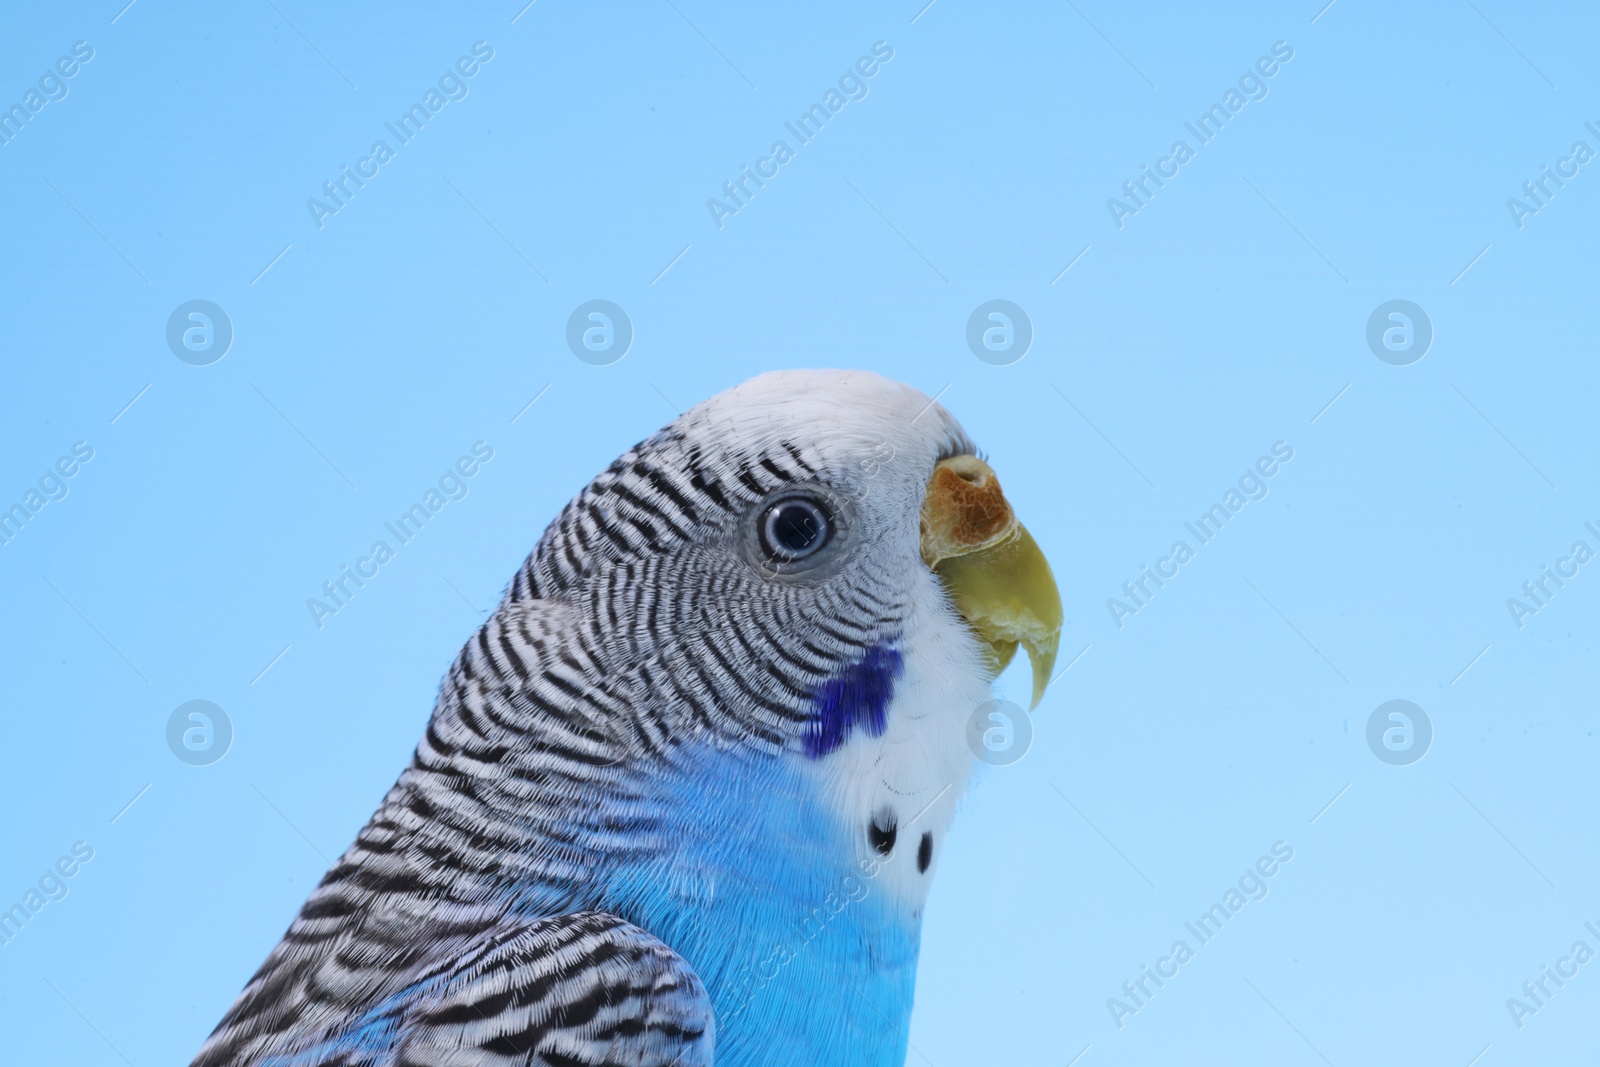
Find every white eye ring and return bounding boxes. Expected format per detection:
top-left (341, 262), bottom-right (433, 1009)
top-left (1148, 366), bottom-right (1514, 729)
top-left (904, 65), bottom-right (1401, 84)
top-left (759, 496), bottom-right (834, 563)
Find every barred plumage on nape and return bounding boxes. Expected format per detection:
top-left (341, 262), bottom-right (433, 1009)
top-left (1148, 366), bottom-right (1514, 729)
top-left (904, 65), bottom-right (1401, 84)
top-left (193, 370), bottom-right (1061, 1067)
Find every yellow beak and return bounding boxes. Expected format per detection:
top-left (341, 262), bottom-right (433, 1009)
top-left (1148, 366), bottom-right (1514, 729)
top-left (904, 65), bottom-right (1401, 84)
top-left (920, 455), bottom-right (1063, 709)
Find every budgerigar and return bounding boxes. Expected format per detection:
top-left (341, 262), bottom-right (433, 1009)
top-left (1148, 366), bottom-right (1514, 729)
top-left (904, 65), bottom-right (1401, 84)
top-left (193, 370), bottom-right (1061, 1067)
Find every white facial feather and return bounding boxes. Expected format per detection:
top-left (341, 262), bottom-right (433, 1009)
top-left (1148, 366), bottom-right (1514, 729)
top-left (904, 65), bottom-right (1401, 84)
top-left (688, 370), bottom-right (995, 911)
top-left (817, 577), bottom-right (993, 911)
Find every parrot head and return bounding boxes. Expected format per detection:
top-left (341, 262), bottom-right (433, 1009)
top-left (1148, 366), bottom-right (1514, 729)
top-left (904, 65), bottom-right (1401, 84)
top-left (514, 368), bottom-right (1060, 906)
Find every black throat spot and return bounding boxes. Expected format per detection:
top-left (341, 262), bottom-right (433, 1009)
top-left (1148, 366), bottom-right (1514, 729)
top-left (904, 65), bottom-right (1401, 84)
top-left (869, 812), bottom-right (897, 857)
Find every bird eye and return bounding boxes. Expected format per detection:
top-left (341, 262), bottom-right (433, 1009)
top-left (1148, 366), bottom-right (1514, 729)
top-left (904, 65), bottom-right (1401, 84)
top-left (759, 496), bottom-right (834, 563)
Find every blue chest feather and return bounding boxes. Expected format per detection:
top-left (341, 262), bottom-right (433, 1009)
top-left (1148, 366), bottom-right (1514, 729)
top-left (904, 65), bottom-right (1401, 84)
top-left (611, 745), bottom-right (923, 1067)
top-left (804, 643), bottom-right (904, 759)
top-left (288, 646), bottom-right (922, 1067)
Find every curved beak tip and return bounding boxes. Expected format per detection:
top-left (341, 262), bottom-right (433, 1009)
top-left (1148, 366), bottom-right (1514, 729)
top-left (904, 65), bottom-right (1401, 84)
top-left (921, 456), bottom-right (1063, 710)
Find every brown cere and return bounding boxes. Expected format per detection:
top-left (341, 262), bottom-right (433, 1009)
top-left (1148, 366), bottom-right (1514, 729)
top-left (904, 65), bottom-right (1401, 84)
top-left (919, 455), bottom-right (1017, 568)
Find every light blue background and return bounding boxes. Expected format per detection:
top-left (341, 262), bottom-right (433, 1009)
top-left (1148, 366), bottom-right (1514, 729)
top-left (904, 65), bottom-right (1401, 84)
top-left (2, 1), bottom-right (1596, 1064)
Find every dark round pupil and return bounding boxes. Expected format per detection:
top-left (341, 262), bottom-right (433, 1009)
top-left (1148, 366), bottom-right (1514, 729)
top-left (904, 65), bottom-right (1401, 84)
top-left (773, 503), bottom-right (821, 553)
